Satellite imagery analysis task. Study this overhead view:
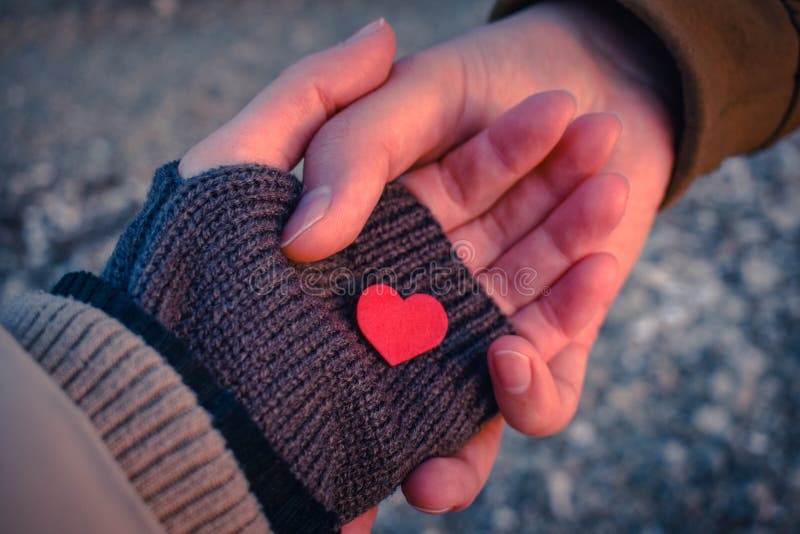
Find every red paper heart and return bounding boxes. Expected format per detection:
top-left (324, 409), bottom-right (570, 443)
top-left (356, 284), bottom-right (449, 366)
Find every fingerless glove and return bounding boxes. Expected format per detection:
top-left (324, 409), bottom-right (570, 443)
top-left (86, 161), bottom-right (511, 531)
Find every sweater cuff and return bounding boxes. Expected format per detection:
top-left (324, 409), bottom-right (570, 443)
top-left (51, 271), bottom-right (336, 534)
top-left (0, 291), bottom-right (271, 534)
top-left (101, 161), bottom-right (513, 525)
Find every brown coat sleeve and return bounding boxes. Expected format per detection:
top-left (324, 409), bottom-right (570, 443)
top-left (491, 0), bottom-right (800, 205)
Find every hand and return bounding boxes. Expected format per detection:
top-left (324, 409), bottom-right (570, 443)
top-left (179, 5), bottom-right (673, 531)
top-left (343, 92), bottom-right (628, 531)
top-left (186, 72), bottom-right (625, 530)
top-left (267, 1), bottom-right (675, 528)
top-left (385, 92), bottom-right (629, 524)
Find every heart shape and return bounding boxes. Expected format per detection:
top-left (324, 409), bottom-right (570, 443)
top-left (356, 284), bottom-right (449, 366)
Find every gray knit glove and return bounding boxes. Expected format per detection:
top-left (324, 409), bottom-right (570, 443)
top-left (103, 161), bottom-right (513, 531)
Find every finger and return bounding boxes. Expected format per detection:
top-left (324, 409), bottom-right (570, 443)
top-left (341, 506), bottom-right (378, 534)
top-left (510, 252), bottom-right (618, 359)
top-left (401, 91), bottom-right (576, 230)
top-left (488, 336), bottom-right (590, 436)
top-left (281, 45), bottom-right (472, 261)
top-left (448, 112), bottom-right (622, 272)
top-left (179, 18), bottom-right (396, 178)
top-left (488, 173), bottom-right (629, 314)
top-left (402, 415), bottom-right (503, 513)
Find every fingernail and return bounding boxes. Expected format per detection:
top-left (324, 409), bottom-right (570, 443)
top-left (493, 350), bottom-right (532, 395)
top-left (280, 186), bottom-right (332, 247)
top-left (411, 504), bottom-right (452, 515)
top-left (345, 18), bottom-right (385, 43)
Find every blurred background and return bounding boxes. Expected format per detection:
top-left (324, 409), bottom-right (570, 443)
top-left (1, 1), bottom-right (798, 532)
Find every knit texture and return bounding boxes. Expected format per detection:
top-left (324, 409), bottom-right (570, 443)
top-left (52, 270), bottom-right (336, 534)
top-left (103, 161), bottom-right (514, 526)
top-left (0, 292), bottom-right (271, 534)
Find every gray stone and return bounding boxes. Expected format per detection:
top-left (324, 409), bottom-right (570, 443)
top-left (740, 255), bottom-right (783, 292)
top-left (692, 405), bottom-right (731, 437)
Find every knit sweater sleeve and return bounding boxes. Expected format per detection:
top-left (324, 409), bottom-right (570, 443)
top-left (90, 161), bottom-right (513, 532)
top-left (490, 0), bottom-right (800, 205)
top-left (0, 292), bottom-right (271, 534)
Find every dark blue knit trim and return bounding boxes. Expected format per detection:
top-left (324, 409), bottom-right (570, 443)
top-left (52, 271), bottom-right (339, 534)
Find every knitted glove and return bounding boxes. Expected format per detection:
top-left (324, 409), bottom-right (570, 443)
top-left (100, 161), bottom-right (512, 531)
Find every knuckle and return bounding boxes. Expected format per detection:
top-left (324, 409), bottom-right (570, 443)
top-left (542, 223), bottom-right (574, 267)
top-left (439, 159), bottom-right (470, 208)
top-left (279, 63), bottom-right (338, 119)
top-left (486, 127), bottom-right (520, 177)
top-left (307, 78), bottom-right (338, 118)
top-left (538, 294), bottom-right (570, 343)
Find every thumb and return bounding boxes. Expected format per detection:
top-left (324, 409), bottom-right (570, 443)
top-left (279, 36), bottom-right (468, 261)
top-left (487, 335), bottom-right (589, 437)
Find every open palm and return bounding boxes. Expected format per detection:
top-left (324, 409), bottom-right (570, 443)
top-left (387, 91), bottom-right (627, 521)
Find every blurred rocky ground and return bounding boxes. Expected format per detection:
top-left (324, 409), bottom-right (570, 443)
top-left (1, 1), bottom-right (798, 532)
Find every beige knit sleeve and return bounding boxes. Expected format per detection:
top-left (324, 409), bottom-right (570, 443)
top-left (0, 292), bottom-right (271, 534)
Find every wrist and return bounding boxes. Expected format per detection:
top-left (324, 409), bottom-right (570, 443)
top-left (530, 1), bottom-right (679, 131)
top-left (501, 1), bottom-right (676, 212)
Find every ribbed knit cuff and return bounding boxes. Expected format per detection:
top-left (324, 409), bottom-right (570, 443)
top-left (0, 292), bottom-right (271, 534)
top-left (52, 271), bottom-right (336, 534)
top-left (102, 161), bottom-right (513, 526)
